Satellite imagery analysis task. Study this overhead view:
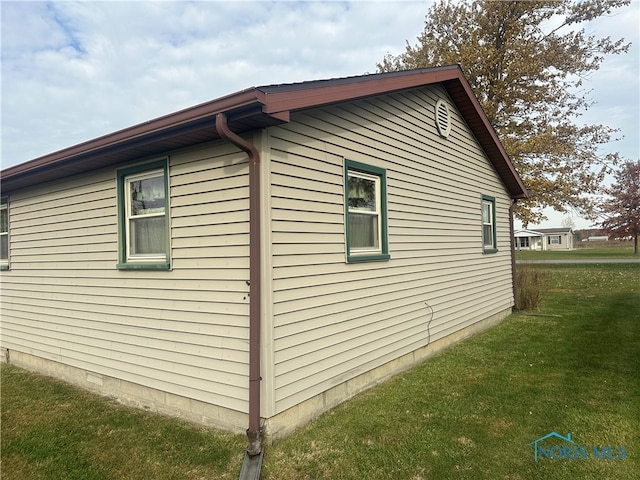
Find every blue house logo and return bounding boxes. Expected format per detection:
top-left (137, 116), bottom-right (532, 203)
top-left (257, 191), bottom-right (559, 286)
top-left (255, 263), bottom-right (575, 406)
top-left (529, 432), bottom-right (577, 462)
top-left (528, 432), bottom-right (628, 462)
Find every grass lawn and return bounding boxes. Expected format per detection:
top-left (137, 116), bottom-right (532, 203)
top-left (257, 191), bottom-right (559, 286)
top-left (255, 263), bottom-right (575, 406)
top-left (0, 365), bottom-right (247, 480)
top-left (2, 263), bottom-right (639, 479)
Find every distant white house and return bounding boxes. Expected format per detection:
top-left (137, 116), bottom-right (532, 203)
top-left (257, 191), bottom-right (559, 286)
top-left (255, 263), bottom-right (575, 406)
top-left (514, 228), bottom-right (574, 251)
top-left (514, 229), bottom-right (545, 251)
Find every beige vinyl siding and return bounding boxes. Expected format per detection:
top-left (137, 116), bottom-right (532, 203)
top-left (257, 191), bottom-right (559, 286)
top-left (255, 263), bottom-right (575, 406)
top-left (268, 85), bottom-right (514, 412)
top-left (0, 141), bottom-right (252, 413)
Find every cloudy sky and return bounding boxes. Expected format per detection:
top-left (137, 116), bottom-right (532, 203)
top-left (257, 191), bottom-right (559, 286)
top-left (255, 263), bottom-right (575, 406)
top-left (2, 0), bottom-right (638, 228)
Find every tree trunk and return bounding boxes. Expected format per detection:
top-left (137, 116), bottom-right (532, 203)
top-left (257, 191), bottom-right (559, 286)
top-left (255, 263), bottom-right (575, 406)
top-left (635, 234), bottom-right (639, 256)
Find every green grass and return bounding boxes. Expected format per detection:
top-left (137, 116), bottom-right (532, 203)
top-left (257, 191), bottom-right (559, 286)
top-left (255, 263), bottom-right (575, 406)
top-left (3, 264), bottom-right (639, 479)
top-left (1, 367), bottom-right (246, 479)
top-left (516, 244), bottom-right (636, 260)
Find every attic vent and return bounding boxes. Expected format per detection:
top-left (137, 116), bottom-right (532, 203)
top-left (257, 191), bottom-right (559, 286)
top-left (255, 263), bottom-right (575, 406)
top-left (435, 99), bottom-right (451, 138)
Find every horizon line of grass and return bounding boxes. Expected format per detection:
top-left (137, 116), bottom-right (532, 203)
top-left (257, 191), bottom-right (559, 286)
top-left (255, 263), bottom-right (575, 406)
top-left (515, 245), bottom-right (637, 259)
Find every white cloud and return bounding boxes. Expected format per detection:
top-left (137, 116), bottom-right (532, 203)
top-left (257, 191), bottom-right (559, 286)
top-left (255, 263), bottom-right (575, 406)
top-left (1, 1), bottom-right (430, 166)
top-left (1, 0), bottom-right (637, 234)
top-left (579, 0), bottom-right (640, 162)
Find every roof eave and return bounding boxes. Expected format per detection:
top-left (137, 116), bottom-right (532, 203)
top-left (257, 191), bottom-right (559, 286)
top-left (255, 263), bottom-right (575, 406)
top-left (440, 78), bottom-right (528, 200)
top-left (1, 89), bottom-right (283, 193)
top-left (1, 66), bottom-right (528, 200)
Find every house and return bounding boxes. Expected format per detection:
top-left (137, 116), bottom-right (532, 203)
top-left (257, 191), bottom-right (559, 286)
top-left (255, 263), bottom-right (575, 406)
top-left (0, 65), bottom-right (527, 447)
top-left (514, 227), bottom-right (574, 251)
top-left (514, 228), bottom-right (545, 251)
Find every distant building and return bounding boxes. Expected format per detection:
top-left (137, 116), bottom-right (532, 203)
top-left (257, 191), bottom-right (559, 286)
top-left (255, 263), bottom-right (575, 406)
top-left (514, 228), bottom-right (574, 251)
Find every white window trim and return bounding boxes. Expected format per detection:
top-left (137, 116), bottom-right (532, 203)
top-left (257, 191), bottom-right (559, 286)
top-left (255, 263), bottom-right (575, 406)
top-left (0, 197), bottom-right (8, 270)
top-left (344, 159), bottom-right (390, 263)
top-left (124, 169), bottom-right (166, 262)
top-left (481, 195), bottom-right (497, 253)
top-left (117, 159), bottom-right (170, 270)
top-left (348, 170), bottom-right (382, 254)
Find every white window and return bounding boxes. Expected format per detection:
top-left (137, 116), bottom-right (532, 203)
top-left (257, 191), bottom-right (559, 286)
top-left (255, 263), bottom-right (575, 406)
top-left (1, 197), bottom-right (8, 269)
top-left (519, 237), bottom-right (529, 248)
top-left (481, 195), bottom-right (497, 253)
top-left (117, 160), bottom-right (169, 269)
top-left (345, 160), bottom-right (389, 262)
top-left (348, 171), bottom-right (380, 251)
top-left (126, 169), bottom-right (166, 259)
top-left (549, 235), bottom-right (561, 245)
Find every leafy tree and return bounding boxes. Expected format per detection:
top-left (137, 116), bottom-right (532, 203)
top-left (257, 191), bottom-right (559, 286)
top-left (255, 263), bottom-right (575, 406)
top-left (597, 160), bottom-right (640, 255)
top-left (378, 0), bottom-right (631, 225)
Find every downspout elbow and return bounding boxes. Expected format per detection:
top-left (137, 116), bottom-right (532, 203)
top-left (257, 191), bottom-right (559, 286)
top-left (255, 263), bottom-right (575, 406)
top-left (216, 113), bottom-right (260, 164)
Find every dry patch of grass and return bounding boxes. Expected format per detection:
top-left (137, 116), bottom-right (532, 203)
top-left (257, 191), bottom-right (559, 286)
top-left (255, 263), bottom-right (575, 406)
top-left (515, 265), bottom-right (549, 310)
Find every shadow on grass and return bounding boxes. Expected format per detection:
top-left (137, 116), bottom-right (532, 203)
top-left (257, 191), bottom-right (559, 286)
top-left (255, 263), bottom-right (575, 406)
top-left (1, 364), bottom-right (246, 480)
top-left (555, 290), bottom-right (640, 422)
top-left (3, 265), bottom-right (638, 480)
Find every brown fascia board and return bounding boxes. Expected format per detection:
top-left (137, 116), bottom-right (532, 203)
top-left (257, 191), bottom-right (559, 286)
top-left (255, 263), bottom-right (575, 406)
top-left (258, 65), bottom-right (462, 113)
top-left (2, 65), bottom-right (527, 199)
top-left (1, 88), bottom-right (268, 190)
top-left (441, 77), bottom-right (528, 199)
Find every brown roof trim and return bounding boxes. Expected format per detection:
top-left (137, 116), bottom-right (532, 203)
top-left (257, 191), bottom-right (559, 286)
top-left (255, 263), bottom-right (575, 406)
top-left (1, 88), bottom-right (266, 186)
top-left (258, 65), bottom-right (462, 113)
top-left (441, 76), bottom-right (527, 199)
top-left (1, 65), bottom-right (528, 198)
